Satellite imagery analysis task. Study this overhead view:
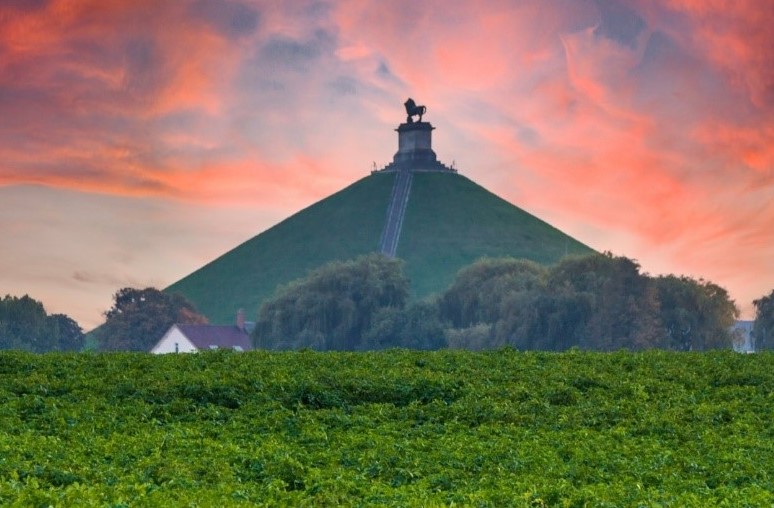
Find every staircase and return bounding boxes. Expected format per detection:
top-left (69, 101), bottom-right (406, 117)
top-left (379, 170), bottom-right (413, 257)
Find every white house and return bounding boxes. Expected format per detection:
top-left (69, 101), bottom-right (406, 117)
top-left (151, 310), bottom-right (253, 354)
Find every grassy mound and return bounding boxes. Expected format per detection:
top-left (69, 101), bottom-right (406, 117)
top-left (167, 172), bottom-right (593, 324)
top-left (400, 173), bottom-right (592, 298)
top-left (166, 173), bottom-right (394, 324)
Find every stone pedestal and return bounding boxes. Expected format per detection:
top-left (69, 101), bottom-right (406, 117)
top-left (392, 122), bottom-right (438, 166)
top-left (375, 121), bottom-right (454, 172)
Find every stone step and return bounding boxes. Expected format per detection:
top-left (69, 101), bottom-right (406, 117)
top-left (379, 170), bottom-right (413, 257)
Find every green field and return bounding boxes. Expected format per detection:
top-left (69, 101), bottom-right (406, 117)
top-left (166, 172), bottom-right (593, 324)
top-left (1, 350), bottom-right (771, 506)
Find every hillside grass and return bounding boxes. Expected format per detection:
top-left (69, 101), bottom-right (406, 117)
top-left (166, 172), bottom-right (594, 324)
top-left (166, 173), bottom-right (395, 324)
top-left (1, 349), bottom-right (772, 506)
top-left (400, 173), bottom-right (593, 298)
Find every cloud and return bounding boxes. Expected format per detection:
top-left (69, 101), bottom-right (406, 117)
top-left (0, 0), bottom-right (251, 196)
top-left (72, 270), bottom-right (153, 290)
top-left (659, 0), bottom-right (774, 109)
top-left (259, 31), bottom-right (332, 71)
top-left (0, 0), bottom-right (772, 325)
top-left (187, 0), bottom-right (261, 39)
top-left (593, 0), bottom-right (646, 48)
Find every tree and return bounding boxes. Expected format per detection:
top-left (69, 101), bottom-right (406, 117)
top-left (96, 288), bottom-right (207, 351)
top-left (0, 295), bottom-right (48, 350)
top-left (440, 254), bottom-right (667, 351)
top-left (254, 254), bottom-right (410, 350)
top-left (654, 275), bottom-right (738, 351)
top-left (0, 294), bottom-right (84, 352)
top-left (545, 253), bottom-right (665, 350)
top-left (438, 254), bottom-right (667, 351)
top-left (439, 258), bottom-right (547, 329)
top-left (498, 290), bottom-right (594, 351)
top-left (438, 258), bottom-right (554, 350)
top-left (364, 301), bottom-right (446, 350)
top-left (47, 314), bottom-right (85, 352)
top-left (445, 323), bottom-right (493, 350)
top-left (436, 253), bottom-right (742, 352)
top-left (753, 289), bottom-right (774, 350)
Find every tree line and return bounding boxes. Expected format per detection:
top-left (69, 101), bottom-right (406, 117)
top-left (253, 253), bottom-right (756, 352)
top-left (0, 295), bottom-right (84, 352)
top-left (0, 289), bottom-right (209, 353)
top-left (2, 254), bottom-right (773, 352)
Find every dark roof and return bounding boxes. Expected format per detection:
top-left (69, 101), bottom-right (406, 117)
top-left (176, 324), bottom-right (252, 351)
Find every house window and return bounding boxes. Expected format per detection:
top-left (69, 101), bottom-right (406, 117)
top-left (175, 342), bottom-right (179, 353)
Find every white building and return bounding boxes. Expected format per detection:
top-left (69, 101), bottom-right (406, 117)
top-left (151, 310), bottom-right (252, 354)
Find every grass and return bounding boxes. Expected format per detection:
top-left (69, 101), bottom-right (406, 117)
top-left (167, 172), bottom-right (594, 324)
top-left (400, 173), bottom-right (593, 298)
top-left (166, 173), bottom-right (394, 324)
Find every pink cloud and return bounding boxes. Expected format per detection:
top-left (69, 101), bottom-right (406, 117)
top-left (0, 0), bottom-right (253, 199)
top-left (0, 0), bottom-right (771, 325)
top-left (654, 0), bottom-right (774, 108)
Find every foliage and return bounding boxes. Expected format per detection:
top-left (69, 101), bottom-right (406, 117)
top-left (364, 301), bottom-right (446, 350)
top-left (438, 253), bottom-right (738, 351)
top-left (252, 253), bottom-right (740, 352)
top-left (95, 288), bottom-right (207, 352)
top-left (45, 314), bottom-right (84, 352)
top-left (254, 254), bottom-right (409, 350)
top-left (655, 275), bottom-right (739, 351)
top-left (0, 295), bottom-right (84, 352)
top-left (439, 258), bottom-right (547, 329)
top-left (398, 173), bottom-right (593, 299)
top-left (444, 323), bottom-right (493, 350)
top-left (753, 289), bottom-right (774, 350)
top-left (544, 253), bottom-right (664, 350)
top-left (0, 349), bottom-right (772, 506)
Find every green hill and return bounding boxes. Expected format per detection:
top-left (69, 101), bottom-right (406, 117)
top-left (167, 171), bottom-right (594, 323)
top-left (399, 172), bottom-right (592, 298)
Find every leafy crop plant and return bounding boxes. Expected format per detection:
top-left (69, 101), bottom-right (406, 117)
top-left (0, 349), bottom-right (772, 506)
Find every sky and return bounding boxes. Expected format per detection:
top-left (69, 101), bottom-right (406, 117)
top-left (1, 0), bottom-right (772, 329)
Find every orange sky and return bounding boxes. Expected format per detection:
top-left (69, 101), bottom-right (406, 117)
top-left (1, 0), bottom-right (772, 328)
